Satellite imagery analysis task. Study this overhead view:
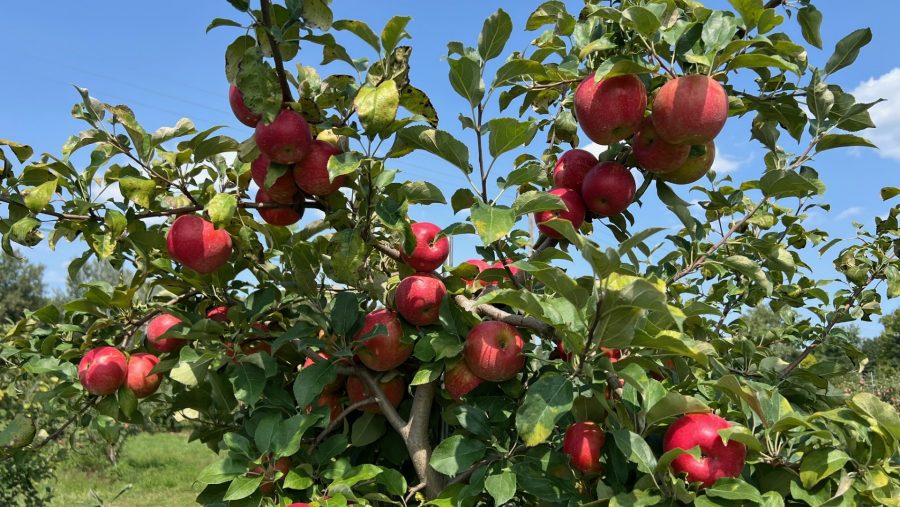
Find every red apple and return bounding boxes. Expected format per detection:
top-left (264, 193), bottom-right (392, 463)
top-left (252, 456), bottom-right (291, 496)
top-left (303, 352), bottom-right (346, 392)
top-left (534, 188), bottom-right (586, 239)
top-left (632, 117), bottom-right (691, 174)
top-left (574, 74), bottom-right (647, 145)
top-left (659, 141), bottom-right (716, 185)
top-left (354, 309), bottom-right (413, 371)
top-left (395, 273), bottom-right (447, 327)
top-left (601, 347), bottom-right (621, 362)
top-left (255, 188), bottom-right (303, 226)
top-left (255, 109), bottom-right (313, 164)
top-left (463, 321), bottom-right (525, 382)
top-left (554, 340), bottom-right (571, 361)
top-left (652, 75), bottom-right (728, 145)
top-left (166, 214), bottom-right (233, 274)
top-left (293, 140), bottom-right (346, 196)
top-left (563, 421), bottom-right (606, 474)
top-left (146, 314), bottom-right (186, 353)
top-left (125, 352), bottom-right (162, 398)
top-left (307, 391), bottom-right (342, 421)
top-left (580, 162), bottom-right (636, 217)
top-left (491, 260), bottom-right (520, 280)
top-left (553, 149), bottom-right (598, 190)
top-left (228, 84), bottom-right (261, 128)
top-left (444, 360), bottom-right (483, 400)
top-left (663, 413), bottom-right (747, 488)
top-left (206, 306), bottom-right (229, 322)
top-left (346, 374), bottom-right (406, 414)
top-left (400, 222), bottom-right (449, 272)
top-left (251, 153), bottom-right (299, 204)
top-left (225, 339), bottom-right (272, 362)
top-left (78, 346), bottom-right (127, 396)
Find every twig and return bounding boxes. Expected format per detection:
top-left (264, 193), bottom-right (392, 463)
top-left (259, 0), bottom-right (293, 104)
top-left (27, 397), bottom-right (101, 452)
top-left (453, 294), bottom-right (555, 336)
top-left (0, 194), bottom-right (91, 221)
top-left (311, 398), bottom-right (375, 448)
top-left (574, 292), bottom-right (605, 374)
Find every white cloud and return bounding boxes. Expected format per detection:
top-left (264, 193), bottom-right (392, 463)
top-left (852, 68), bottom-right (900, 161)
top-left (579, 142), bottom-right (606, 157)
top-left (837, 206), bottom-right (864, 220)
top-left (712, 151), bottom-right (748, 174)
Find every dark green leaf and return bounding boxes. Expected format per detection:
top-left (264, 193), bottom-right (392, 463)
top-left (815, 134), bottom-right (877, 152)
top-left (223, 475), bottom-right (263, 501)
top-left (611, 430), bottom-right (657, 474)
top-left (393, 126), bottom-right (473, 175)
top-left (797, 6), bottom-right (823, 49)
top-left (206, 18), bottom-right (242, 32)
top-left (825, 28), bottom-right (872, 75)
top-left (487, 118), bottom-right (538, 158)
top-left (293, 360), bottom-right (337, 407)
top-left (351, 412), bottom-right (387, 447)
top-left (448, 56), bottom-right (484, 109)
top-left (430, 434), bottom-right (486, 476)
top-left (622, 6), bottom-right (661, 37)
top-left (511, 191), bottom-right (564, 217)
top-left (478, 9), bottom-right (513, 61)
top-left (334, 20), bottom-right (380, 53)
top-left (516, 373), bottom-right (575, 446)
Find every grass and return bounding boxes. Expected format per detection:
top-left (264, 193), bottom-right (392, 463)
top-left (48, 432), bottom-right (217, 507)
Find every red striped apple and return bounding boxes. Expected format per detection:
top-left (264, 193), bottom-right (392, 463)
top-left (146, 314), bottom-right (186, 353)
top-left (574, 74), bottom-right (647, 144)
top-left (663, 413), bottom-right (746, 488)
top-left (400, 222), bottom-right (449, 272)
top-left (228, 84), bottom-right (260, 127)
top-left (563, 421), bottom-right (606, 474)
top-left (534, 188), bottom-right (586, 239)
top-left (293, 140), bottom-right (346, 196)
top-left (78, 346), bottom-right (127, 396)
top-left (395, 273), bottom-right (447, 327)
top-left (652, 75), bottom-right (728, 145)
top-left (632, 117), bottom-right (691, 174)
top-left (581, 162), bottom-right (636, 217)
top-left (659, 141), bottom-right (716, 185)
top-left (255, 188), bottom-right (302, 226)
top-left (125, 352), bottom-right (162, 398)
top-left (255, 109), bottom-right (312, 164)
top-left (553, 149), bottom-right (598, 190)
top-left (166, 214), bottom-right (233, 274)
top-left (354, 309), bottom-right (412, 371)
top-left (444, 360), bottom-right (483, 400)
top-left (251, 153), bottom-right (299, 204)
top-left (346, 374), bottom-right (406, 414)
top-left (463, 321), bottom-right (525, 382)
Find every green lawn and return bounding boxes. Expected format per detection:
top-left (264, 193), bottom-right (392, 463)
top-left (49, 432), bottom-right (218, 507)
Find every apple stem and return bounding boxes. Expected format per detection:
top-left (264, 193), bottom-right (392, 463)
top-left (259, 0), bottom-right (294, 104)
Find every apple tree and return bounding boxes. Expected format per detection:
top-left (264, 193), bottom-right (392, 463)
top-left (2, 0), bottom-right (900, 505)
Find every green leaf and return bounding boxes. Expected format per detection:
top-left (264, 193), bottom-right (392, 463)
top-left (622, 6), bottom-right (660, 37)
top-left (351, 412), bottom-right (387, 447)
top-left (797, 5), bottom-right (823, 49)
top-left (701, 11), bottom-right (738, 52)
top-left (825, 28), bottom-right (872, 75)
top-left (645, 392), bottom-right (709, 427)
top-left (726, 53), bottom-right (799, 75)
top-left (0, 139), bottom-right (34, 163)
top-left (611, 430), bottom-right (657, 474)
top-left (273, 414), bottom-right (320, 457)
top-left (399, 84), bottom-right (439, 127)
top-left (512, 191), bottom-right (564, 217)
top-left (0, 414), bottom-right (35, 449)
top-left (593, 56), bottom-right (656, 81)
top-left (485, 470), bottom-right (517, 505)
top-left (815, 134), bottom-right (877, 152)
top-left (470, 201), bottom-right (515, 245)
top-left (334, 20), bottom-right (380, 53)
top-left (722, 255), bottom-right (773, 296)
top-left (197, 458), bottom-right (247, 485)
top-left (381, 16), bottom-right (411, 54)
top-left (206, 193), bottom-right (237, 229)
top-left (206, 18), bottom-right (242, 32)
top-left (478, 9), bottom-right (512, 61)
top-left (393, 126), bottom-right (473, 175)
top-left (727, 0), bottom-right (762, 30)
top-left (493, 59), bottom-right (546, 87)
top-left (355, 80), bottom-right (400, 136)
top-left (448, 56), bottom-right (484, 109)
top-left (881, 187), bottom-right (900, 201)
top-left (717, 426), bottom-right (763, 452)
top-left (706, 478), bottom-right (763, 502)
top-left (848, 392), bottom-right (900, 440)
top-left (430, 434), bottom-right (486, 476)
top-left (759, 170), bottom-right (818, 198)
top-left (411, 363), bottom-right (443, 386)
top-left (223, 475), bottom-right (262, 501)
top-left (327, 152), bottom-right (362, 182)
top-left (631, 331), bottom-right (715, 366)
top-left (515, 373), bottom-right (575, 446)
top-left (301, 0), bottom-right (333, 30)
top-left (401, 181), bottom-right (446, 204)
top-left (23, 179), bottom-right (57, 212)
top-left (800, 449), bottom-right (850, 489)
top-left (118, 176), bottom-right (157, 208)
top-left (293, 360), bottom-right (337, 407)
top-left (487, 118), bottom-right (538, 158)
top-left (231, 363), bottom-right (266, 406)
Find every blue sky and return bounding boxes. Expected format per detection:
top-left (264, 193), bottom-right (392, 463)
top-left (2, 1), bottom-right (899, 337)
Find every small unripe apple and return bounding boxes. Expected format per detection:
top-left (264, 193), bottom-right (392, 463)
top-left (346, 374), bottom-right (406, 414)
top-left (574, 74), bottom-right (647, 145)
top-left (395, 273), bottom-right (447, 327)
top-left (125, 352), bottom-right (162, 398)
top-left (580, 162), bottom-right (636, 217)
top-left (293, 140), bottom-right (346, 196)
top-left (658, 142), bottom-right (716, 185)
top-left (463, 321), bottom-right (525, 382)
top-left (255, 109), bottom-right (313, 164)
top-left (146, 314), bottom-right (186, 353)
top-left (166, 214), bottom-right (233, 274)
top-left (354, 309), bottom-right (413, 371)
top-left (444, 360), bottom-right (483, 400)
top-left (228, 84), bottom-right (261, 127)
top-left (400, 222), bottom-right (450, 272)
top-left (632, 118), bottom-right (691, 174)
top-left (78, 346), bottom-right (128, 396)
top-left (563, 421), bottom-right (606, 474)
top-left (251, 153), bottom-right (299, 204)
top-left (255, 188), bottom-right (303, 226)
top-left (663, 413), bottom-right (747, 488)
top-left (652, 75), bottom-right (728, 145)
top-left (303, 352), bottom-right (346, 393)
top-left (553, 149), bottom-right (598, 190)
top-left (534, 188), bottom-right (586, 239)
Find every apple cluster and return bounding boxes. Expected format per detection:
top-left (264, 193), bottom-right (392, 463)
top-left (77, 346), bottom-right (161, 399)
top-left (534, 73), bottom-right (727, 237)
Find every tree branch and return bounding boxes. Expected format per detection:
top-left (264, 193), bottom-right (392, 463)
top-left (28, 397), bottom-right (100, 452)
top-left (401, 381), bottom-right (444, 498)
top-left (259, 0), bottom-right (293, 104)
top-left (454, 294), bottom-right (555, 336)
top-left (0, 194), bottom-right (91, 221)
top-left (311, 397), bottom-right (375, 448)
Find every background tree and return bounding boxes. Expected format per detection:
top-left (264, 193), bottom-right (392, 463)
top-left (0, 254), bottom-right (46, 323)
